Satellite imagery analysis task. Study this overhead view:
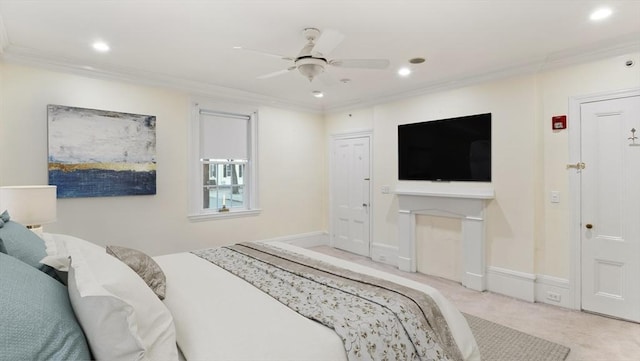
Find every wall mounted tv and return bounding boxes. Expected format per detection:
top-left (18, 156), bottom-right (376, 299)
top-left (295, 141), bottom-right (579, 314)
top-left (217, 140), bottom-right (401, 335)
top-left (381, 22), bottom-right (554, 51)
top-left (398, 113), bottom-right (491, 182)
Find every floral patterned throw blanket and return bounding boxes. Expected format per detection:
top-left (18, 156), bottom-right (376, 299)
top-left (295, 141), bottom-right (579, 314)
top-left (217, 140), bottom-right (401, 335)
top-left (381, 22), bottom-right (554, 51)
top-left (193, 242), bottom-right (463, 361)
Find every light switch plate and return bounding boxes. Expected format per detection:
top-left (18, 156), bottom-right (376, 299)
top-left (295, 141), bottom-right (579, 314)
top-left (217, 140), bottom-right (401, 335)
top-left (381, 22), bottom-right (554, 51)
top-left (551, 191), bottom-right (560, 203)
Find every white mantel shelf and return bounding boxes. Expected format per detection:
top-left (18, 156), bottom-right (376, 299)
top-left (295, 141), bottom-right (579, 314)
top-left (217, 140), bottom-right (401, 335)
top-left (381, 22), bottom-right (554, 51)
top-left (395, 185), bottom-right (494, 291)
top-left (395, 187), bottom-right (494, 199)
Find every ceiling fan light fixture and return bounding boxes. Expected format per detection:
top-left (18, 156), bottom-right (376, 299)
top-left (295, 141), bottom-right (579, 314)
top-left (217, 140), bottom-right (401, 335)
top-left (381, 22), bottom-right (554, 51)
top-left (296, 57), bottom-right (326, 82)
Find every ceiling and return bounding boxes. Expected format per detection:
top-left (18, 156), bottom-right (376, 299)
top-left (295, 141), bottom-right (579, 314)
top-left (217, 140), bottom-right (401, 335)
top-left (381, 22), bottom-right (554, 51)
top-left (1, 0), bottom-right (639, 113)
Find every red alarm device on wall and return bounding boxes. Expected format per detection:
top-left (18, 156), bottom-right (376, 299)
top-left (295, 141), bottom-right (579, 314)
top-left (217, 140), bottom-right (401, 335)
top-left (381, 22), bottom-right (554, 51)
top-left (552, 115), bottom-right (567, 130)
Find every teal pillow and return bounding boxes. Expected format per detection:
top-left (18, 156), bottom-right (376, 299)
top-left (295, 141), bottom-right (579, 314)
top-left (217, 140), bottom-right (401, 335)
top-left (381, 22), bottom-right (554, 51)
top-left (0, 220), bottom-right (61, 281)
top-left (0, 210), bottom-right (6, 252)
top-left (0, 210), bottom-right (9, 222)
top-left (0, 211), bottom-right (7, 252)
top-left (0, 252), bottom-right (91, 360)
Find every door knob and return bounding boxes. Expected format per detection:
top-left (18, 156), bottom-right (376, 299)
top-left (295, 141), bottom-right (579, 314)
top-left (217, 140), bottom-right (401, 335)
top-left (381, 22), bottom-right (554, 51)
top-left (585, 223), bottom-right (593, 229)
top-left (566, 162), bottom-right (586, 170)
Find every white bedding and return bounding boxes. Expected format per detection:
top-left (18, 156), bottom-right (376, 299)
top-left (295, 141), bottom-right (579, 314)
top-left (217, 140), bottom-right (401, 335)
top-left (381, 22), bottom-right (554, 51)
top-left (154, 242), bottom-right (480, 361)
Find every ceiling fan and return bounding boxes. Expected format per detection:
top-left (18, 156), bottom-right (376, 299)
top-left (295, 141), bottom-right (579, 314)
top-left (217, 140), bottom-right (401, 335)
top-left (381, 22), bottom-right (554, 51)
top-left (237, 28), bottom-right (390, 82)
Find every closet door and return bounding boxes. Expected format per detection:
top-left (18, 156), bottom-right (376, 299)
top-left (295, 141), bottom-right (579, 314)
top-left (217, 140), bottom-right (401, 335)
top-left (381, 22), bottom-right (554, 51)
top-left (331, 135), bottom-right (371, 257)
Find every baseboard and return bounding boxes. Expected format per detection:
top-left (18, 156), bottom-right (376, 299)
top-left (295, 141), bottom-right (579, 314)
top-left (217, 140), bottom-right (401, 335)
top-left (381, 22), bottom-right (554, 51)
top-left (486, 266), bottom-right (536, 302)
top-left (367, 244), bottom-right (542, 304)
top-left (371, 242), bottom-right (398, 267)
top-left (258, 231), bottom-right (329, 248)
top-left (260, 234), bottom-right (575, 309)
top-left (534, 275), bottom-right (573, 309)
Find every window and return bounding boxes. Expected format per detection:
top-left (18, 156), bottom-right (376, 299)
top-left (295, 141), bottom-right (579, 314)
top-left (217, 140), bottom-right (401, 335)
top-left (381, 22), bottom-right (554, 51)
top-left (189, 101), bottom-right (259, 220)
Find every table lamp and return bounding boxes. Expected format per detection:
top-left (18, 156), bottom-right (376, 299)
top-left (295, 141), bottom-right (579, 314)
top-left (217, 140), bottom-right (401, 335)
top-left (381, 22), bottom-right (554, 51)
top-left (0, 185), bottom-right (57, 235)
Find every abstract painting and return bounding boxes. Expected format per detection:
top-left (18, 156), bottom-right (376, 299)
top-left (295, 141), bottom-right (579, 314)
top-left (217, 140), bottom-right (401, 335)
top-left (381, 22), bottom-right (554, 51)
top-left (47, 105), bottom-right (156, 198)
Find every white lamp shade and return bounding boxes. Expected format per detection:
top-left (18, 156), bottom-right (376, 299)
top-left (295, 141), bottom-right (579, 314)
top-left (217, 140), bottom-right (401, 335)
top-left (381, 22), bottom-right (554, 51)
top-left (0, 185), bottom-right (57, 226)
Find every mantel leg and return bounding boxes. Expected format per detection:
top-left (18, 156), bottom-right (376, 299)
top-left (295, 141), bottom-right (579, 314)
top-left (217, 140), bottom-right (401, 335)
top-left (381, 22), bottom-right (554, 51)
top-left (462, 217), bottom-right (486, 291)
top-left (397, 210), bottom-right (416, 272)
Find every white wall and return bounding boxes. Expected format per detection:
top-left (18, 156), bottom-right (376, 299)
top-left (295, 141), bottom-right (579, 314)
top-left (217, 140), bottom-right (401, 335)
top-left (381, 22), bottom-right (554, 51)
top-left (325, 52), bottom-right (640, 284)
top-left (2, 51), bottom-right (638, 292)
top-left (0, 63), bottom-right (327, 255)
top-left (327, 75), bottom-right (539, 274)
top-left (537, 52), bottom-right (640, 277)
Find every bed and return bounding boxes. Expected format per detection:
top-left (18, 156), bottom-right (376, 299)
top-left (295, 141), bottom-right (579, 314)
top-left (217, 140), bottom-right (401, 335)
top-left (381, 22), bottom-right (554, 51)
top-left (0, 212), bottom-right (480, 361)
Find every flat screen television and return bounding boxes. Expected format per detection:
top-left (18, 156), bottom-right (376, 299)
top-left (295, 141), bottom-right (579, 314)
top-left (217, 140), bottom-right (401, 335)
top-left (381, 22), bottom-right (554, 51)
top-left (398, 113), bottom-right (491, 182)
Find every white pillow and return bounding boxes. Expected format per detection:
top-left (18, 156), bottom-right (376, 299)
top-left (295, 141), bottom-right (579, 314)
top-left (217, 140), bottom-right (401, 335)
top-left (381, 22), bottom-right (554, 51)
top-left (67, 241), bottom-right (178, 361)
top-left (40, 233), bottom-right (103, 271)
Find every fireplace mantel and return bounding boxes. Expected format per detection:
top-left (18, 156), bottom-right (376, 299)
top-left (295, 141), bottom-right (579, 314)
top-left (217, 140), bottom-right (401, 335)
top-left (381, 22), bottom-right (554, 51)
top-left (395, 185), bottom-right (494, 291)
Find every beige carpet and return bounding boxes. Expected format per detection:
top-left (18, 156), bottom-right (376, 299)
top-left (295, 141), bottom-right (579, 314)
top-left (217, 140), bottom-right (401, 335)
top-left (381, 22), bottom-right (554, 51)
top-left (309, 245), bottom-right (640, 361)
top-left (464, 313), bottom-right (570, 361)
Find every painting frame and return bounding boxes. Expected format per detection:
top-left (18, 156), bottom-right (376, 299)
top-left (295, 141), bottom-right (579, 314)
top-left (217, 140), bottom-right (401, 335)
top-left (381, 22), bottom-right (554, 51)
top-left (47, 105), bottom-right (157, 198)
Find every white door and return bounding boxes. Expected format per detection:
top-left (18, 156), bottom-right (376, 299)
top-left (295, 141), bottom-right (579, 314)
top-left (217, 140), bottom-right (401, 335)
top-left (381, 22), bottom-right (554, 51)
top-left (581, 94), bottom-right (640, 322)
top-left (331, 135), bottom-right (371, 256)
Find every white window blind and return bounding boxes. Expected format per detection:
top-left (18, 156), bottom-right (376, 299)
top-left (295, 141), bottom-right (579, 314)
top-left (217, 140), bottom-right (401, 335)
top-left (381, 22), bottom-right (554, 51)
top-left (200, 110), bottom-right (249, 160)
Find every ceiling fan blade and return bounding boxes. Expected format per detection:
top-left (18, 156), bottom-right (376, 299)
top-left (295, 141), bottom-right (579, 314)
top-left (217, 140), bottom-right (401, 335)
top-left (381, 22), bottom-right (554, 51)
top-left (311, 29), bottom-right (344, 57)
top-left (329, 59), bottom-right (390, 69)
top-left (234, 46), bottom-right (294, 61)
top-left (256, 67), bottom-right (296, 79)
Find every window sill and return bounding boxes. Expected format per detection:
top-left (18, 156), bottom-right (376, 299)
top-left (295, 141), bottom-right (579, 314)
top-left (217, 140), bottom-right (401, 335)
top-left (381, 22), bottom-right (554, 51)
top-left (188, 208), bottom-right (262, 222)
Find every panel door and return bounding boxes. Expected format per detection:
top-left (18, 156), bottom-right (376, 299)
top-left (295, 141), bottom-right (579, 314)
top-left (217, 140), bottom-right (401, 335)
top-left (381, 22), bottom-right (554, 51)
top-left (331, 136), bottom-right (371, 256)
top-left (581, 95), bottom-right (640, 322)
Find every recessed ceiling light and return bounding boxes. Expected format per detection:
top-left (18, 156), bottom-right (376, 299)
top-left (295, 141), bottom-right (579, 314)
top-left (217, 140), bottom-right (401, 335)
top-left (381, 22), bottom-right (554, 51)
top-left (312, 90), bottom-right (324, 98)
top-left (409, 57), bottom-right (426, 64)
top-left (398, 67), bottom-right (411, 77)
top-left (92, 41), bottom-right (110, 53)
top-left (590, 7), bottom-right (612, 21)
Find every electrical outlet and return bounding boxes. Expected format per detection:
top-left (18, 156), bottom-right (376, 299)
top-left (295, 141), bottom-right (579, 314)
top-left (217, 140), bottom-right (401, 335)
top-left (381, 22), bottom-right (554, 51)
top-left (381, 185), bottom-right (390, 194)
top-left (546, 291), bottom-right (561, 302)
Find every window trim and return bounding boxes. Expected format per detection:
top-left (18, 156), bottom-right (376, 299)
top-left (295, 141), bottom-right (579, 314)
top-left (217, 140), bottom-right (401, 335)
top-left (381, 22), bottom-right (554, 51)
top-left (188, 99), bottom-right (260, 220)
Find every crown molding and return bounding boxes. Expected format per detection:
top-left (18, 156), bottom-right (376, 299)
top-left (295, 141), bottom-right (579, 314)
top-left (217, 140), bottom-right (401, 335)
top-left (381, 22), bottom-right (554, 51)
top-left (1, 45), bottom-right (324, 115)
top-left (541, 32), bottom-right (640, 69)
top-left (2, 33), bottom-right (638, 116)
top-left (324, 35), bottom-right (640, 114)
